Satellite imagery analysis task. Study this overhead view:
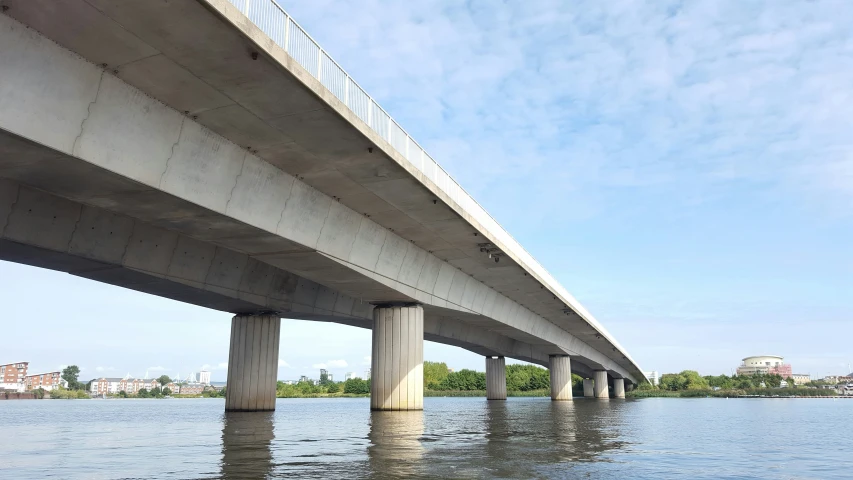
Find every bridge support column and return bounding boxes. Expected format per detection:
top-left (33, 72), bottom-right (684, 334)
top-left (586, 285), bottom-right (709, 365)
top-left (485, 356), bottom-right (506, 400)
top-left (613, 378), bottom-right (625, 398)
top-left (593, 370), bottom-right (609, 399)
top-left (225, 314), bottom-right (281, 412)
top-left (371, 304), bottom-right (423, 411)
top-left (549, 355), bottom-right (573, 401)
top-left (583, 379), bottom-right (594, 397)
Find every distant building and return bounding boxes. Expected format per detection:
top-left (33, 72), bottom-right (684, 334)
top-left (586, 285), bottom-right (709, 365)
top-left (364, 369), bottom-right (371, 380)
top-left (736, 356), bottom-right (793, 377)
top-left (198, 370), bottom-right (211, 385)
top-left (90, 377), bottom-right (158, 395)
top-left (823, 376), bottom-right (853, 385)
top-left (177, 383), bottom-right (205, 395)
top-left (25, 371), bottom-right (66, 391)
top-left (345, 372), bottom-right (355, 381)
top-left (299, 375), bottom-right (310, 383)
top-left (643, 371), bottom-right (660, 387)
top-left (0, 362), bottom-right (28, 392)
top-left (792, 374), bottom-right (811, 386)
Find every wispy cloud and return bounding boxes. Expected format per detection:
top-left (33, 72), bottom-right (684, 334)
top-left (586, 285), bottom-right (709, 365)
top-left (278, 359), bottom-right (292, 368)
top-left (95, 366), bottom-right (115, 372)
top-left (147, 366), bottom-right (167, 372)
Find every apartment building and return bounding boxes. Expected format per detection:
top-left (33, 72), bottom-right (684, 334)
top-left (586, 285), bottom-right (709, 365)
top-left (0, 362), bottom-right (28, 391)
top-left (90, 377), bottom-right (159, 395)
top-left (25, 371), bottom-right (66, 391)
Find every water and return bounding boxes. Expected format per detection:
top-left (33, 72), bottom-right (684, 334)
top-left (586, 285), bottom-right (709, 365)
top-left (1, 397), bottom-right (850, 479)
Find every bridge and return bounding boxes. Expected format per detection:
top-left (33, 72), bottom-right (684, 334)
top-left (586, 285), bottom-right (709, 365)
top-left (0, 0), bottom-right (645, 410)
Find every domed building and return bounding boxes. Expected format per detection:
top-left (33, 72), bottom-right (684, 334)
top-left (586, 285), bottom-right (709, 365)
top-left (736, 355), bottom-right (792, 377)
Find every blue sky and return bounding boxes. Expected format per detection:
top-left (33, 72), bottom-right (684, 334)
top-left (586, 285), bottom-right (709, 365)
top-left (3, 1), bottom-right (851, 381)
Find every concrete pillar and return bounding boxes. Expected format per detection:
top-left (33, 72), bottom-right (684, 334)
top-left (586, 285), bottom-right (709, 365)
top-left (593, 370), bottom-right (609, 399)
top-left (485, 356), bottom-right (507, 400)
top-left (225, 314), bottom-right (281, 412)
top-left (613, 378), bottom-right (625, 398)
top-left (583, 378), bottom-right (594, 397)
top-left (549, 355), bottom-right (573, 401)
top-left (371, 304), bottom-right (423, 411)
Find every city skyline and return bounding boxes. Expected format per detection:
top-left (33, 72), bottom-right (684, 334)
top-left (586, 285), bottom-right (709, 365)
top-left (2, 1), bottom-right (852, 380)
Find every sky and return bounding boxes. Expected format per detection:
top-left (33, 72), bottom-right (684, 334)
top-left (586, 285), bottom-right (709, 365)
top-left (2, 0), bottom-right (852, 382)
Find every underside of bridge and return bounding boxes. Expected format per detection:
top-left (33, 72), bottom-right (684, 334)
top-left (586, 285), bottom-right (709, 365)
top-left (0, 0), bottom-right (644, 409)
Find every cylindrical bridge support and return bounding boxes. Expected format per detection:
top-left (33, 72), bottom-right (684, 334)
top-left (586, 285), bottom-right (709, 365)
top-left (371, 304), bottom-right (423, 411)
top-left (485, 356), bottom-right (506, 400)
top-left (613, 378), bottom-right (625, 398)
top-left (583, 378), bottom-right (594, 397)
top-left (593, 370), bottom-right (609, 399)
top-left (225, 314), bottom-right (281, 412)
top-left (549, 355), bottom-right (573, 401)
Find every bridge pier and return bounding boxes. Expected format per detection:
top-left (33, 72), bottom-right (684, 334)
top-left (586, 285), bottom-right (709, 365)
top-left (549, 355), bottom-right (573, 401)
top-left (225, 314), bottom-right (281, 411)
top-left (583, 378), bottom-right (594, 397)
top-left (371, 304), bottom-right (423, 411)
top-left (593, 370), bottom-right (609, 399)
top-left (485, 356), bottom-right (507, 400)
top-left (613, 378), bottom-right (626, 398)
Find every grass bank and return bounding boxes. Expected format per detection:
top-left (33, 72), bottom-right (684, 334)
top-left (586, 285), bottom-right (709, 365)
top-left (424, 389), bottom-right (558, 397)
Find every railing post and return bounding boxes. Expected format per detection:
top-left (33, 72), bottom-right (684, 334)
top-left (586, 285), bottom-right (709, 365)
top-left (318, 49), bottom-right (323, 79)
top-left (284, 16), bottom-right (290, 52)
top-left (243, 0), bottom-right (251, 16)
top-left (345, 77), bottom-right (349, 107)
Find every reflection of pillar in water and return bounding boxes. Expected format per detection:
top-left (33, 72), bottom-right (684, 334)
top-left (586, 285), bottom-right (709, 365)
top-left (220, 412), bottom-right (275, 479)
top-left (368, 410), bottom-right (424, 478)
top-left (485, 400), bottom-right (510, 460)
top-left (548, 399), bottom-right (578, 452)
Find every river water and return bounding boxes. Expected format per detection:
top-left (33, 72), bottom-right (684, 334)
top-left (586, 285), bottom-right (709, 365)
top-left (0, 397), bottom-right (850, 479)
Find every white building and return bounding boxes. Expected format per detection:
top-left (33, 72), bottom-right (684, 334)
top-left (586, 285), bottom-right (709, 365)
top-left (345, 372), bottom-right (355, 381)
top-left (643, 371), bottom-right (660, 386)
top-left (365, 369), bottom-right (371, 380)
top-left (198, 370), bottom-right (211, 385)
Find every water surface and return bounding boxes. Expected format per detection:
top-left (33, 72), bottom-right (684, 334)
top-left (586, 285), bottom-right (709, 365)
top-left (1, 397), bottom-right (849, 479)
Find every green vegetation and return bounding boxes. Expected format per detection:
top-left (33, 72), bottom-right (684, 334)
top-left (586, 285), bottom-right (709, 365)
top-left (628, 388), bottom-right (837, 398)
top-left (157, 375), bottom-right (172, 387)
top-left (48, 387), bottom-right (89, 399)
top-left (657, 370), bottom-right (796, 391)
top-left (631, 370), bottom-right (840, 398)
top-left (61, 365), bottom-right (83, 391)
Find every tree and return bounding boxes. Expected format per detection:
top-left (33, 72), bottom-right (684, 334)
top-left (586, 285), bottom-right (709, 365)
top-left (319, 372), bottom-right (330, 385)
top-left (118, 390), bottom-right (128, 398)
top-left (162, 387), bottom-right (172, 396)
top-left (150, 386), bottom-right (163, 397)
top-left (157, 375), bottom-right (172, 387)
top-left (62, 365), bottom-right (81, 390)
top-left (435, 369), bottom-right (486, 391)
top-left (326, 382), bottom-right (340, 394)
top-left (343, 378), bottom-right (370, 394)
top-left (424, 361), bottom-right (450, 390)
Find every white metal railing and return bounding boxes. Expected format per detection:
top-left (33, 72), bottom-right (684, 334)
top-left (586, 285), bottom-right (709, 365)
top-left (224, 0), bottom-right (635, 363)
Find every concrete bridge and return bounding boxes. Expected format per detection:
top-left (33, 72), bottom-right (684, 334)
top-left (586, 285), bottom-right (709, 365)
top-left (0, 0), bottom-right (644, 410)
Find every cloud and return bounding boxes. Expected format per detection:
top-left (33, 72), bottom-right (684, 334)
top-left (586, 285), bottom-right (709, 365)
top-left (361, 356), bottom-right (371, 366)
top-left (312, 363), bottom-right (327, 369)
top-left (278, 359), bottom-right (292, 368)
top-left (95, 366), bottom-right (115, 372)
top-left (215, 362), bottom-right (228, 370)
top-left (147, 366), bottom-right (167, 372)
top-left (327, 359), bottom-right (348, 368)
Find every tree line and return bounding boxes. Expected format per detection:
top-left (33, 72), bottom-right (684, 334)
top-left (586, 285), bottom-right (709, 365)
top-left (649, 370), bottom-right (802, 392)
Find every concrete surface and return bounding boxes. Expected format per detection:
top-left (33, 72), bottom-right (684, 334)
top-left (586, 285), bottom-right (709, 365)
top-left (613, 378), bottom-right (625, 399)
top-left (549, 355), bottom-right (573, 401)
top-left (485, 356), bottom-right (507, 401)
top-left (371, 305), bottom-right (423, 411)
top-left (0, 3), bottom-right (644, 384)
top-left (225, 314), bottom-right (280, 411)
top-left (593, 371), bottom-right (609, 399)
top-left (583, 379), bottom-right (594, 398)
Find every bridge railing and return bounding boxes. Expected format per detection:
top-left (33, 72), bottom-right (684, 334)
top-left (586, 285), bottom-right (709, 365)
top-left (224, 0), bottom-right (623, 347)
